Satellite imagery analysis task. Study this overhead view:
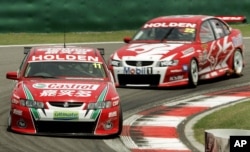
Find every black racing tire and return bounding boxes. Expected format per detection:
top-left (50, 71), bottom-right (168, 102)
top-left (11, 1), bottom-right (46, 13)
top-left (109, 107), bottom-right (123, 138)
top-left (232, 49), bottom-right (244, 77)
top-left (7, 112), bottom-right (12, 132)
top-left (116, 107), bottom-right (123, 136)
top-left (188, 58), bottom-right (199, 88)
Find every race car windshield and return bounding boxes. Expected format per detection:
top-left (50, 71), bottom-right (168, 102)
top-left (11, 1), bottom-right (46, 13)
top-left (24, 61), bottom-right (107, 78)
top-left (132, 27), bottom-right (195, 41)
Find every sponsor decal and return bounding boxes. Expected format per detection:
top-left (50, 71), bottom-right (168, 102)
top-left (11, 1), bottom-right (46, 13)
top-left (53, 111), bottom-right (79, 120)
top-left (33, 83), bottom-right (99, 90)
top-left (113, 100), bottom-right (119, 106)
top-left (108, 111), bottom-right (117, 118)
top-left (37, 48), bottom-right (93, 54)
top-left (13, 109), bottom-right (23, 116)
top-left (183, 65), bottom-right (188, 71)
top-left (182, 48), bottom-right (194, 55)
top-left (183, 28), bottom-right (195, 33)
top-left (31, 54), bottom-right (98, 62)
top-left (32, 109), bottom-right (100, 121)
top-left (232, 34), bottom-right (243, 47)
top-left (207, 37), bottom-right (232, 70)
top-left (170, 69), bottom-right (182, 73)
top-left (199, 44), bottom-right (208, 65)
top-left (111, 96), bottom-right (119, 101)
top-left (169, 75), bottom-right (184, 81)
top-left (199, 51), bottom-right (208, 65)
top-left (143, 22), bottom-right (196, 28)
top-left (127, 44), bottom-right (183, 57)
top-left (40, 90), bottom-right (92, 97)
top-left (124, 67), bottom-right (153, 75)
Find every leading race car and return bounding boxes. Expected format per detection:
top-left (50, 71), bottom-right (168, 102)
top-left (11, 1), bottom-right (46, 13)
top-left (6, 46), bottom-right (123, 136)
top-left (108, 15), bottom-right (245, 88)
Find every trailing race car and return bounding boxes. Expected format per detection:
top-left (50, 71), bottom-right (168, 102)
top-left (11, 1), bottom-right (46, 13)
top-left (108, 15), bottom-right (245, 88)
top-left (6, 46), bottom-right (123, 136)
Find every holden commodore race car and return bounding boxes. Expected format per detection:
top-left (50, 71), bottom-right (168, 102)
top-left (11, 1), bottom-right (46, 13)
top-left (6, 46), bottom-right (123, 136)
top-left (108, 15), bottom-right (245, 88)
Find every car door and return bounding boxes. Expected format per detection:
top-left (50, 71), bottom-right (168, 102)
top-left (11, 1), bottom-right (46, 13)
top-left (209, 19), bottom-right (233, 72)
top-left (198, 20), bottom-right (217, 77)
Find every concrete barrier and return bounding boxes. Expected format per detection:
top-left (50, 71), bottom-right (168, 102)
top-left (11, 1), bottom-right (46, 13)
top-left (205, 129), bottom-right (250, 152)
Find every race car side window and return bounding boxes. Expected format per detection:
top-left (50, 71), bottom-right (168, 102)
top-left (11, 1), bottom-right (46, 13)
top-left (221, 22), bottom-right (230, 35)
top-left (199, 21), bottom-right (215, 43)
top-left (19, 53), bottom-right (29, 76)
top-left (210, 19), bottom-right (228, 39)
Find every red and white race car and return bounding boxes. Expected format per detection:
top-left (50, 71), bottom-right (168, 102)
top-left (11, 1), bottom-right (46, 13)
top-left (108, 15), bottom-right (245, 88)
top-left (6, 46), bottom-right (123, 136)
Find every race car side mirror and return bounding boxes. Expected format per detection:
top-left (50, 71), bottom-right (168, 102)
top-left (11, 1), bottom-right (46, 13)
top-left (123, 37), bottom-right (131, 43)
top-left (6, 71), bottom-right (19, 80)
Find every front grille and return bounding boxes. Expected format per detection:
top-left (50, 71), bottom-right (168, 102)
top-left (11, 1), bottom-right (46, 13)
top-left (49, 102), bottom-right (83, 108)
top-left (118, 74), bottom-right (160, 86)
top-left (126, 61), bottom-right (154, 66)
top-left (35, 120), bottom-right (98, 134)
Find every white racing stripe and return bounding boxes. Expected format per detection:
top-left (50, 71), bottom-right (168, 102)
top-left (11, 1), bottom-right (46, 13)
top-left (125, 137), bottom-right (189, 150)
top-left (123, 114), bottom-right (143, 126)
top-left (184, 95), bottom-right (246, 107)
top-left (132, 115), bottom-right (186, 127)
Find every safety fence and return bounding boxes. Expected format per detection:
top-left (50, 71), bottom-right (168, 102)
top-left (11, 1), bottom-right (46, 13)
top-left (0, 0), bottom-right (249, 33)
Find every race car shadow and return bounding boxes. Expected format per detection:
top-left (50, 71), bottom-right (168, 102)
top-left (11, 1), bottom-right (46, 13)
top-left (117, 74), bottom-right (239, 91)
top-left (198, 74), bottom-right (243, 86)
top-left (40, 134), bottom-right (120, 140)
top-left (7, 128), bottom-right (121, 140)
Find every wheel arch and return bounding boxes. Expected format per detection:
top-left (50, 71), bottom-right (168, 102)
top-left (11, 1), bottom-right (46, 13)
top-left (187, 57), bottom-right (199, 88)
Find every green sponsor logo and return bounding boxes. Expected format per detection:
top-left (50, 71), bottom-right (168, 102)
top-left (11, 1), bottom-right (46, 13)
top-left (53, 111), bottom-right (79, 120)
top-left (33, 83), bottom-right (46, 89)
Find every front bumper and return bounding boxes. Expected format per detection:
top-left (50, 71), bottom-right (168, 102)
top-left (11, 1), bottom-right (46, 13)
top-left (111, 66), bottom-right (189, 87)
top-left (9, 105), bottom-right (121, 136)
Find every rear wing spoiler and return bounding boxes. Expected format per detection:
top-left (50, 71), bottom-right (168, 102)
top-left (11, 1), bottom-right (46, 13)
top-left (215, 15), bottom-right (247, 23)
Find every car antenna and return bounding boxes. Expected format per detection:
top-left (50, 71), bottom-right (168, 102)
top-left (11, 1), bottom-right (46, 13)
top-left (64, 31), bottom-right (66, 48)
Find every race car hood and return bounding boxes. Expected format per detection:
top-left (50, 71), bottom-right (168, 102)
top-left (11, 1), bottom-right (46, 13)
top-left (17, 79), bottom-right (113, 103)
top-left (112, 43), bottom-right (194, 61)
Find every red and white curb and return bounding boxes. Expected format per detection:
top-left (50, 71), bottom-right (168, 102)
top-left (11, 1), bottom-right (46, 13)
top-left (121, 86), bottom-right (250, 152)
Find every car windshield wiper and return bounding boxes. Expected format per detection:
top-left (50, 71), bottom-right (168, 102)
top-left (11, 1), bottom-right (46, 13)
top-left (161, 28), bottom-right (175, 42)
top-left (26, 75), bottom-right (58, 79)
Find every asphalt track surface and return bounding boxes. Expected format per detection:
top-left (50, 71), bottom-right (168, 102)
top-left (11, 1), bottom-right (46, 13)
top-left (0, 39), bottom-right (249, 152)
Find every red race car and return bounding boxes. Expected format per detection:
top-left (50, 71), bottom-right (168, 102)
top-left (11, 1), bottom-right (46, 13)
top-left (6, 46), bottom-right (123, 136)
top-left (108, 15), bottom-right (245, 88)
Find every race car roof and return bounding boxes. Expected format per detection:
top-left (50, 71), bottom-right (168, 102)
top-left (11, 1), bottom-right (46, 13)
top-left (140, 15), bottom-right (217, 29)
top-left (26, 46), bottom-right (105, 62)
top-left (147, 15), bottom-right (212, 23)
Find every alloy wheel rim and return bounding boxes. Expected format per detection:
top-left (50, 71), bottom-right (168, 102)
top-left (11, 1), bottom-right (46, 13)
top-left (234, 51), bottom-right (243, 74)
top-left (191, 60), bottom-right (198, 83)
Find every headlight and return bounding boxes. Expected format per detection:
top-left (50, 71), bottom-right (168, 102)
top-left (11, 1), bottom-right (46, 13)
top-left (88, 101), bottom-right (112, 109)
top-left (20, 99), bottom-right (44, 108)
top-left (110, 59), bottom-right (122, 67)
top-left (158, 60), bottom-right (179, 67)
